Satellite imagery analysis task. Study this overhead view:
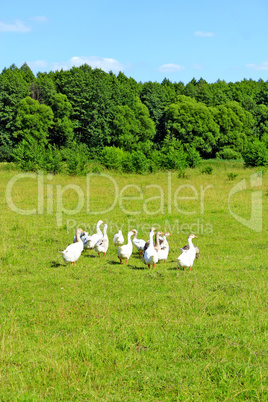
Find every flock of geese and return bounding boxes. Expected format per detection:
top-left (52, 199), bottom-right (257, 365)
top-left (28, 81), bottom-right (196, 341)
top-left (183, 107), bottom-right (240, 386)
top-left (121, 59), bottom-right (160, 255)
top-left (59, 220), bottom-right (200, 271)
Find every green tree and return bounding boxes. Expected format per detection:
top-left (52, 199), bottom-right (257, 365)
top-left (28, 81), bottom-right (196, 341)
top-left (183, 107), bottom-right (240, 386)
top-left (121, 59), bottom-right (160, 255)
top-left (49, 93), bottom-right (74, 146)
top-left (195, 78), bottom-right (213, 106)
top-left (0, 65), bottom-right (30, 155)
top-left (19, 63), bottom-right (35, 84)
top-left (112, 105), bottom-right (138, 151)
top-left (140, 81), bottom-right (176, 143)
top-left (15, 97), bottom-right (54, 145)
top-left (159, 135), bottom-right (188, 170)
top-left (210, 101), bottom-right (254, 154)
top-left (30, 74), bottom-right (74, 146)
top-left (164, 96), bottom-right (219, 157)
top-left (256, 81), bottom-right (268, 105)
top-left (132, 97), bottom-right (156, 152)
top-left (243, 140), bottom-right (268, 167)
top-left (31, 73), bottom-right (57, 104)
top-left (210, 105), bottom-right (245, 153)
top-left (112, 97), bottom-right (155, 153)
top-left (54, 66), bottom-right (115, 148)
top-left (252, 104), bottom-right (268, 141)
top-left (183, 78), bottom-right (197, 98)
top-left (224, 101), bottom-right (254, 137)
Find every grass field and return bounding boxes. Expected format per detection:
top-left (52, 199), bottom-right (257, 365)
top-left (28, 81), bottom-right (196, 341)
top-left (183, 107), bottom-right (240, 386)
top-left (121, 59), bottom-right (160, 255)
top-left (0, 161), bottom-right (267, 401)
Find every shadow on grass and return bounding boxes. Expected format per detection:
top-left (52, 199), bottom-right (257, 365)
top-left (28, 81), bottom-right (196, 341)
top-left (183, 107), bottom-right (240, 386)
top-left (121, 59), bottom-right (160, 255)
top-left (107, 259), bottom-right (147, 270)
top-left (168, 266), bottom-right (184, 271)
top-left (108, 260), bottom-right (121, 265)
top-left (132, 253), bottom-right (144, 259)
top-left (51, 261), bottom-right (63, 268)
top-left (83, 253), bottom-right (98, 258)
top-left (129, 264), bottom-right (147, 270)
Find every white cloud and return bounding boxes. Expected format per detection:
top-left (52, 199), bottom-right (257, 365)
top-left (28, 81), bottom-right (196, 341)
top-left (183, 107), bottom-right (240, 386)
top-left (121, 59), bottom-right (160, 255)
top-left (27, 60), bottom-right (48, 70)
top-left (0, 19), bottom-right (31, 33)
top-left (30, 16), bottom-right (49, 23)
top-left (25, 57), bottom-right (125, 74)
top-left (195, 31), bottom-right (215, 37)
top-left (158, 63), bottom-right (185, 73)
top-left (0, 17), bottom-right (48, 34)
top-left (246, 62), bottom-right (268, 71)
top-left (51, 56), bottom-right (125, 73)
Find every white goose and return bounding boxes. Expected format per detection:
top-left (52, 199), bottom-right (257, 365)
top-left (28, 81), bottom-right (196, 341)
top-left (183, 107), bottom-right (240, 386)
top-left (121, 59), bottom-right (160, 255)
top-left (94, 223), bottom-right (109, 257)
top-left (157, 232), bottom-right (171, 264)
top-left (73, 230), bottom-right (88, 249)
top-left (144, 229), bottom-right (162, 253)
top-left (182, 243), bottom-right (200, 259)
top-left (144, 227), bottom-right (159, 269)
top-left (60, 228), bottom-right (85, 264)
top-left (117, 229), bottom-right (135, 264)
top-left (132, 229), bottom-right (146, 255)
top-left (177, 234), bottom-right (198, 271)
top-left (85, 220), bottom-right (104, 250)
top-left (113, 230), bottom-right (124, 247)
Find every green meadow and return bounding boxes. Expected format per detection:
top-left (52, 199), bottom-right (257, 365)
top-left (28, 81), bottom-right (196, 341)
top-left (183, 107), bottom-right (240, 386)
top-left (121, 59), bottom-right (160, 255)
top-left (0, 161), bottom-right (267, 401)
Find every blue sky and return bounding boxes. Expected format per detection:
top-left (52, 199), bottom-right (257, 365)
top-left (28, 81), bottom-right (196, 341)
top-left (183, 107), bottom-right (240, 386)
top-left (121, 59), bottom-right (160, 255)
top-left (1, 0), bottom-right (268, 84)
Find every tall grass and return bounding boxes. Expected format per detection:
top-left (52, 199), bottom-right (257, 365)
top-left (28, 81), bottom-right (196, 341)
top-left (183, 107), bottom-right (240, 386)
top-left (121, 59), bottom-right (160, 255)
top-left (0, 161), bottom-right (267, 400)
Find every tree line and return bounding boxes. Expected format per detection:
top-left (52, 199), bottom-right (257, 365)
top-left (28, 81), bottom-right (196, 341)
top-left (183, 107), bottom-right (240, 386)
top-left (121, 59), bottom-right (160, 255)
top-left (0, 63), bottom-right (268, 173)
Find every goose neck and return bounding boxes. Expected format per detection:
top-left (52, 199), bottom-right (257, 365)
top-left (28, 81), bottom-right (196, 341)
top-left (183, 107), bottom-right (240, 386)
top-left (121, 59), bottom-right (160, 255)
top-left (188, 237), bottom-right (194, 248)
top-left (75, 229), bottom-right (83, 242)
top-left (128, 231), bottom-right (133, 244)
top-left (155, 232), bottom-right (161, 247)
top-left (149, 231), bottom-right (154, 247)
top-left (103, 225), bottom-right (107, 236)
